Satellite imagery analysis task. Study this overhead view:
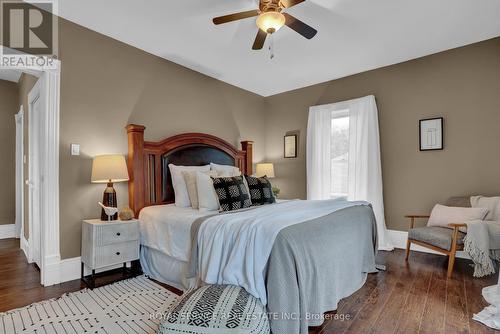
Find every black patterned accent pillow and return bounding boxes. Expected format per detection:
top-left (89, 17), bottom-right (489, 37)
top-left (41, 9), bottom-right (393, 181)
top-left (245, 175), bottom-right (276, 205)
top-left (211, 176), bottom-right (252, 212)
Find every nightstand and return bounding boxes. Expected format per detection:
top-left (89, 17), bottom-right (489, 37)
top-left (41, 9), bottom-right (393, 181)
top-left (81, 219), bottom-right (140, 288)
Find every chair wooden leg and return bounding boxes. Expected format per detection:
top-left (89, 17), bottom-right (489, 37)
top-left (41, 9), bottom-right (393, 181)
top-left (447, 227), bottom-right (460, 278)
top-left (447, 251), bottom-right (456, 278)
top-left (405, 239), bottom-right (411, 261)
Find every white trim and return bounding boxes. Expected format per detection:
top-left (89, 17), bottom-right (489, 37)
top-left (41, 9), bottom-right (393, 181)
top-left (387, 229), bottom-right (470, 259)
top-left (15, 107), bottom-right (24, 239)
top-left (0, 224), bottom-right (16, 239)
top-left (43, 254), bottom-right (62, 286)
top-left (39, 67), bottom-right (61, 286)
top-left (0, 69), bottom-right (22, 83)
top-left (28, 79), bottom-right (42, 267)
top-left (21, 234), bottom-right (30, 261)
top-left (12, 58), bottom-right (61, 286)
top-left (46, 257), bottom-right (132, 284)
top-left (59, 257), bottom-right (82, 283)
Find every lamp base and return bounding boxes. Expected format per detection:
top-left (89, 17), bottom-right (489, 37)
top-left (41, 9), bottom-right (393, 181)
top-left (101, 182), bottom-right (118, 221)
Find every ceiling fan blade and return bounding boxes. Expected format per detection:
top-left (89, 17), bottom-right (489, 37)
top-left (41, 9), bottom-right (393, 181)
top-left (213, 10), bottom-right (260, 25)
top-left (252, 29), bottom-right (267, 50)
top-left (281, 0), bottom-right (305, 8)
top-left (283, 13), bottom-right (317, 39)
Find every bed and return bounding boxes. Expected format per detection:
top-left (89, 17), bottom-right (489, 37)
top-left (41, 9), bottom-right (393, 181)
top-left (138, 204), bottom-right (211, 290)
top-left (126, 124), bottom-right (378, 334)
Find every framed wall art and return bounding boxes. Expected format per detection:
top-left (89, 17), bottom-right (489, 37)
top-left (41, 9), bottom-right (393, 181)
top-left (284, 134), bottom-right (298, 158)
top-left (419, 117), bottom-right (444, 151)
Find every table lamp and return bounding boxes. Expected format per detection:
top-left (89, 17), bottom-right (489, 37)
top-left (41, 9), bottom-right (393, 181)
top-left (255, 163), bottom-right (279, 197)
top-left (91, 155), bottom-right (129, 221)
top-left (255, 163), bottom-right (275, 178)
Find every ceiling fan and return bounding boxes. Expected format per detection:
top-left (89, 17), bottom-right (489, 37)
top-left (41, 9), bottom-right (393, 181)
top-left (212, 0), bottom-right (317, 50)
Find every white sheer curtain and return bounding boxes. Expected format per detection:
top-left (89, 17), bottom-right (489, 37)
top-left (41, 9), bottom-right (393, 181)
top-left (306, 103), bottom-right (332, 200)
top-left (307, 95), bottom-right (393, 251)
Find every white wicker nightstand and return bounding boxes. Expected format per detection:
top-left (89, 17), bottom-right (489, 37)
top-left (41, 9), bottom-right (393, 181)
top-left (81, 219), bottom-right (140, 288)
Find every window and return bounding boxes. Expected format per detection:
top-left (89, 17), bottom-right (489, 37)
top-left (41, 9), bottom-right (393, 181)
top-left (330, 110), bottom-right (349, 199)
top-left (307, 95), bottom-right (392, 250)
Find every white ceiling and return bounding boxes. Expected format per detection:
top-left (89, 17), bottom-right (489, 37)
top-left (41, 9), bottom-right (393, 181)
top-left (58, 0), bottom-right (500, 96)
top-left (0, 69), bottom-right (21, 83)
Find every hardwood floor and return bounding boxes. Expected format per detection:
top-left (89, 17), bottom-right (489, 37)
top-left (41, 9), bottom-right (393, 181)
top-left (0, 238), bottom-right (497, 333)
top-left (0, 239), bottom-right (82, 312)
top-left (310, 249), bottom-right (498, 334)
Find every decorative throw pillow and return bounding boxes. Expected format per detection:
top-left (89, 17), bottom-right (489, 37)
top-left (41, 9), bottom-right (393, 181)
top-left (182, 170), bottom-right (218, 209)
top-left (245, 175), bottom-right (276, 206)
top-left (209, 163), bottom-right (252, 196)
top-left (427, 204), bottom-right (489, 230)
top-left (159, 285), bottom-right (270, 334)
top-left (471, 196), bottom-right (500, 221)
top-left (169, 164), bottom-right (210, 207)
top-left (197, 171), bottom-right (222, 211)
top-left (212, 176), bottom-right (252, 212)
top-left (210, 163), bottom-right (241, 177)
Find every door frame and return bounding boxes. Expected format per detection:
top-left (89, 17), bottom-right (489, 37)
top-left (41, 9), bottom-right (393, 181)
top-left (11, 56), bottom-right (61, 286)
top-left (28, 80), bottom-right (42, 266)
top-left (15, 107), bottom-right (24, 239)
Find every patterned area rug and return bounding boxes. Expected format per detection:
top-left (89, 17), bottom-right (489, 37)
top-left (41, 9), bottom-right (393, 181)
top-left (0, 276), bottom-right (178, 334)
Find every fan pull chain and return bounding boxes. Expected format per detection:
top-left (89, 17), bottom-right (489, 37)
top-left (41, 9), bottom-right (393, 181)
top-left (269, 34), bottom-right (275, 59)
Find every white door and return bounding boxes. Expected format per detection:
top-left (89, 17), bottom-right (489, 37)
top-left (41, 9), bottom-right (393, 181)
top-left (28, 82), bottom-right (44, 267)
top-left (15, 108), bottom-right (24, 239)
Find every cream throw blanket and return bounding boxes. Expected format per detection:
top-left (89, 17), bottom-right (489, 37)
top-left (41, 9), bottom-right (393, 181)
top-left (465, 196), bottom-right (500, 277)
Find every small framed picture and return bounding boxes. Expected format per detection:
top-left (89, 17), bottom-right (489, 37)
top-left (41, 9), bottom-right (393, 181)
top-left (284, 134), bottom-right (297, 158)
top-left (419, 117), bottom-right (444, 151)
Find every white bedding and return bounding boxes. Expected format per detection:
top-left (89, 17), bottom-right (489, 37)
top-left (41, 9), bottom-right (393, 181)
top-left (139, 200), bottom-right (370, 303)
top-left (140, 246), bottom-right (189, 290)
top-left (197, 199), bottom-right (370, 305)
top-left (139, 204), bottom-right (214, 262)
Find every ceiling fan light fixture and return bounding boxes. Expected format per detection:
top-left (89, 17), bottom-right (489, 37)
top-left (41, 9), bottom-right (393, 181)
top-left (256, 11), bottom-right (285, 34)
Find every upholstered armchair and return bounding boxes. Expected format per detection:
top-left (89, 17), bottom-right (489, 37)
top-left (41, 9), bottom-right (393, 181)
top-left (405, 196), bottom-right (470, 278)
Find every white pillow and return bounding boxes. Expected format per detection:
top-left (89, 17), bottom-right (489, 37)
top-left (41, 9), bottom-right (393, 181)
top-left (427, 204), bottom-right (489, 229)
top-left (210, 163), bottom-right (240, 177)
top-left (471, 196), bottom-right (500, 221)
top-left (169, 164), bottom-right (210, 207)
top-left (197, 171), bottom-right (221, 211)
top-left (183, 170), bottom-right (218, 209)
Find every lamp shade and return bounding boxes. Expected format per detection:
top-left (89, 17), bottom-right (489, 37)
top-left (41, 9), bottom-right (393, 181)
top-left (255, 163), bottom-right (275, 178)
top-left (91, 155), bottom-right (129, 183)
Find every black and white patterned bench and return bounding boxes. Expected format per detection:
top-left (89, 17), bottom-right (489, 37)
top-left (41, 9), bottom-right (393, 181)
top-left (158, 285), bottom-right (270, 334)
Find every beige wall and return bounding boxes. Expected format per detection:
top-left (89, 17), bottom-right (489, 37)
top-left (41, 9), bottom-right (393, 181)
top-left (0, 79), bottom-right (19, 226)
top-left (264, 37), bottom-right (500, 231)
top-left (54, 16), bottom-right (500, 257)
top-left (57, 18), bottom-right (267, 259)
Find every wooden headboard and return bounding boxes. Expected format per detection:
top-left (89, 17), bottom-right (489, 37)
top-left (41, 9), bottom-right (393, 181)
top-left (126, 124), bottom-right (253, 217)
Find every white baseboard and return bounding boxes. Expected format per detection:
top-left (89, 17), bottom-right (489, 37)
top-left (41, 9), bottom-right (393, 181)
top-left (20, 235), bottom-right (30, 262)
top-left (44, 254), bottom-right (63, 286)
top-left (44, 256), bottom-right (132, 285)
top-left (387, 229), bottom-right (470, 259)
top-left (0, 224), bottom-right (16, 239)
top-left (59, 257), bottom-right (82, 283)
